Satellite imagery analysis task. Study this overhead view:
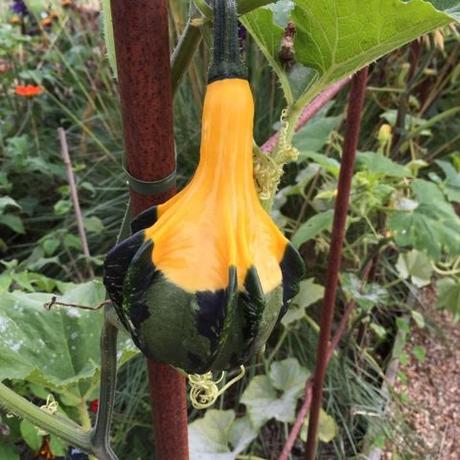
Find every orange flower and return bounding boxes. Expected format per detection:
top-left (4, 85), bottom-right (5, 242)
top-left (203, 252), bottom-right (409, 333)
top-left (41, 17), bottom-right (53, 27)
top-left (15, 84), bottom-right (44, 97)
top-left (9, 15), bottom-right (21, 25)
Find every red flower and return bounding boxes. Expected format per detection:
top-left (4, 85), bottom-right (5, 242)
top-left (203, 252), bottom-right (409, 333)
top-left (89, 399), bottom-right (99, 413)
top-left (15, 84), bottom-right (44, 97)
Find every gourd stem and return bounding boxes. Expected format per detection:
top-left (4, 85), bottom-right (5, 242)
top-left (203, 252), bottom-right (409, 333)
top-left (0, 382), bottom-right (92, 452)
top-left (208, 0), bottom-right (247, 82)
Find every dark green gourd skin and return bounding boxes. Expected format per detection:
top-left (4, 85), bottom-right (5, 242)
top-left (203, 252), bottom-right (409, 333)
top-left (103, 209), bottom-right (304, 374)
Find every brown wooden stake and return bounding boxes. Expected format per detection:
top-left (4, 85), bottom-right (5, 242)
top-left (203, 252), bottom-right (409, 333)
top-left (110, 1), bottom-right (189, 459)
top-left (304, 67), bottom-right (369, 460)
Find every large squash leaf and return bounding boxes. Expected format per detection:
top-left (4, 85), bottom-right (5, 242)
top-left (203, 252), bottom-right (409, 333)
top-left (188, 410), bottom-right (257, 460)
top-left (0, 281), bottom-right (137, 399)
top-left (242, 0), bottom-right (459, 103)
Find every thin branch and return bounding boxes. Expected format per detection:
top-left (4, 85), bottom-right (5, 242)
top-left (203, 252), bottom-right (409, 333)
top-left (58, 127), bottom-right (94, 278)
top-left (304, 67), bottom-right (369, 460)
top-left (261, 77), bottom-right (350, 153)
top-left (44, 296), bottom-right (110, 311)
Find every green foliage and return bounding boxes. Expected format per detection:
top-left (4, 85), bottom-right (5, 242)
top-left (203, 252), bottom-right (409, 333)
top-left (0, 280), bottom-right (137, 410)
top-left (1, 0), bottom-right (459, 458)
top-left (300, 409), bottom-right (337, 443)
top-left (282, 277), bottom-right (324, 326)
top-left (292, 210), bottom-right (334, 248)
top-left (241, 358), bottom-right (309, 428)
top-left (0, 443), bottom-right (19, 460)
top-left (188, 410), bottom-right (257, 460)
top-left (243, 0), bottom-right (457, 104)
top-left (388, 179), bottom-right (460, 260)
top-left (19, 419), bottom-right (42, 451)
top-left (437, 277), bottom-right (460, 319)
top-left (396, 250), bottom-right (433, 287)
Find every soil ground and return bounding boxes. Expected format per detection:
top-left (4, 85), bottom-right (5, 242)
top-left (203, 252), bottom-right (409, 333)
top-left (394, 289), bottom-right (460, 459)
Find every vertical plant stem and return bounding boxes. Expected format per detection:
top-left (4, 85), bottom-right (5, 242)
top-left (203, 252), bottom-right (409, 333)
top-left (171, 3), bottom-right (203, 96)
top-left (91, 320), bottom-right (118, 460)
top-left (58, 127), bottom-right (94, 278)
top-left (110, 1), bottom-right (189, 459)
top-left (304, 67), bottom-right (368, 460)
top-left (0, 382), bottom-right (91, 452)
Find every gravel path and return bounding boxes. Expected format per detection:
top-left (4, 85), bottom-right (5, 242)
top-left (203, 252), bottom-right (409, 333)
top-left (395, 290), bottom-right (460, 459)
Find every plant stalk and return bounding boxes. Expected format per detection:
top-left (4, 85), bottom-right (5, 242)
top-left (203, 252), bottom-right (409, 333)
top-left (110, 1), bottom-right (188, 459)
top-left (0, 382), bottom-right (92, 452)
top-left (171, 3), bottom-right (203, 95)
top-left (304, 67), bottom-right (369, 460)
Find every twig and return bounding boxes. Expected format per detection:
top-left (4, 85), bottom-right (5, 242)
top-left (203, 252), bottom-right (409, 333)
top-left (58, 127), bottom-right (94, 278)
top-left (261, 77), bottom-right (350, 153)
top-left (304, 67), bottom-right (369, 460)
top-left (44, 296), bottom-right (110, 311)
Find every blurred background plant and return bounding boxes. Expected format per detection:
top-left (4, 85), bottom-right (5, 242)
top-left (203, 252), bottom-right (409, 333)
top-left (0, 1), bottom-right (459, 459)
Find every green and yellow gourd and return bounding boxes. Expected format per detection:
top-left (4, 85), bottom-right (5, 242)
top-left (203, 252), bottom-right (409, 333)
top-left (103, 0), bottom-right (304, 375)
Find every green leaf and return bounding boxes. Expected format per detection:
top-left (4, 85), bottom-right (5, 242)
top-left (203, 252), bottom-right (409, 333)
top-left (42, 238), bottom-right (60, 256)
top-left (0, 196), bottom-right (21, 213)
top-left (411, 310), bottom-right (425, 329)
top-left (412, 345), bottom-right (426, 363)
top-left (267, 0), bottom-right (295, 27)
top-left (241, 8), bottom-right (289, 99)
top-left (437, 277), bottom-right (460, 319)
top-left (20, 419), bottom-right (42, 451)
top-left (49, 434), bottom-right (67, 456)
top-left (395, 250), bottom-right (433, 287)
top-left (64, 234), bottom-right (82, 250)
top-left (0, 281), bottom-right (138, 398)
top-left (0, 444), bottom-right (19, 460)
top-left (283, 278), bottom-right (324, 326)
top-left (301, 409), bottom-right (337, 443)
top-left (341, 273), bottom-right (388, 310)
top-left (241, 358), bottom-right (309, 428)
top-left (292, 210), bottom-right (334, 248)
top-left (426, 0), bottom-right (460, 20)
top-left (0, 214), bottom-right (24, 234)
top-left (356, 152), bottom-right (412, 178)
top-left (293, 112), bottom-right (342, 153)
top-left (83, 216), bottom-right (104, 234)
top-left (293, 278), bottom-right (324, 307)
top-left (435, 159), bottom-right (460, 203)
top-left (388, 180), bottom-right (460, 260)
top-left (53, 199), bottom-right (71, 216)
top-left (369, 323), bottom-right (387, 339)
top-left (243, 0), bottom-right (458, 103)
top-left (299, 152), bottom-right (340, 176)
top-left (188, 410), bottom-right (257, 460)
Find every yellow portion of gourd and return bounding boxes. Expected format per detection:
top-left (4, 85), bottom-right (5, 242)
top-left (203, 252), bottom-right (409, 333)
top-left (144, 79), bottom-right (287, 293)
